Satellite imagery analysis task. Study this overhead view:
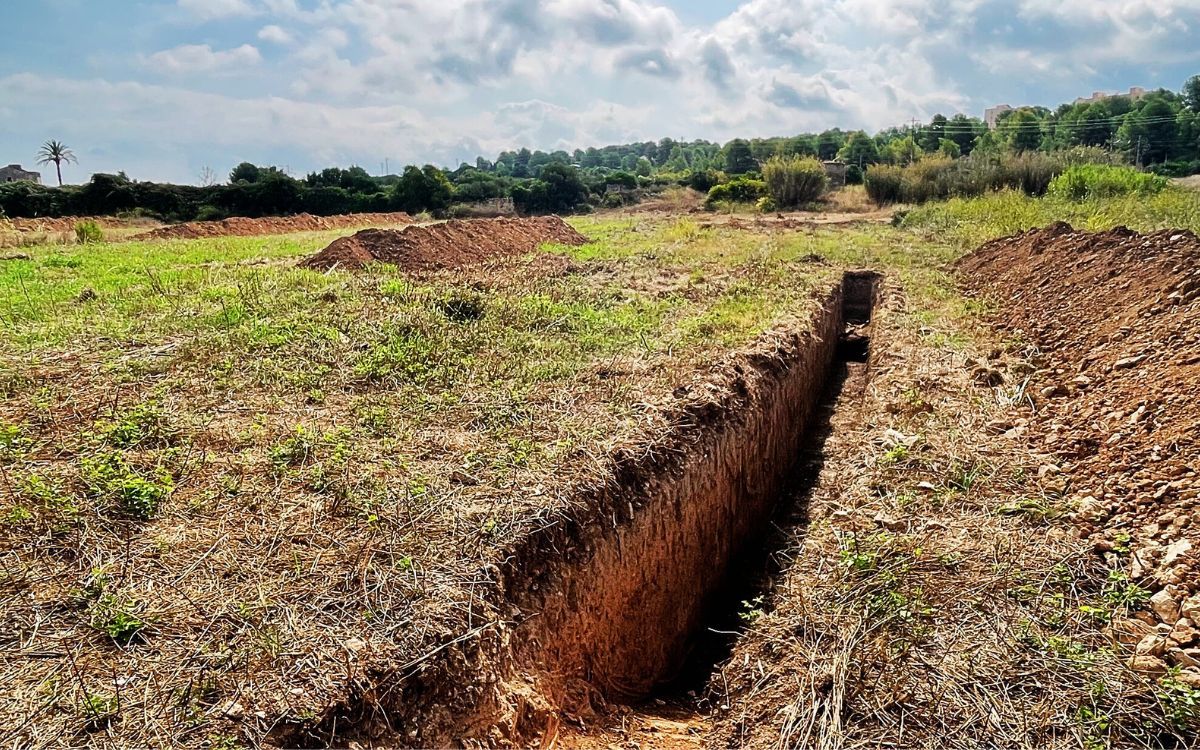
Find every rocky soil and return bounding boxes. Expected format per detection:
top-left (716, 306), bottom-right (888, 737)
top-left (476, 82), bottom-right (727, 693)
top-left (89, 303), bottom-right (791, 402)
top-left (960, 223), bottom-right (1200, 682)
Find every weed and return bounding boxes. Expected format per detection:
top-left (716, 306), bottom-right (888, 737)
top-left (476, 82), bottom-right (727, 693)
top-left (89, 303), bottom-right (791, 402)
top-left (437, 290), bottom-right (487, 322)
top-left (81, 451), bottom-right (174, 519)
top-left (1157, 671), bottom-right (1200, 732)
top-left (74, 221), bottom-right (104, 244)
top-left (997, 497), bottom-right (1062, 523)
top-left (89, 593), bottom-right (147, 645)
top-left (739, 595), bottom-right (766, 623)
top-left (0, 422), bottom-right (30, 458)
top-left (81, 691), bottom-right (118, 728)
top-left (269, 426), bottom-right (315, 469)
top-left (96, 401), bottom-right (177, 448)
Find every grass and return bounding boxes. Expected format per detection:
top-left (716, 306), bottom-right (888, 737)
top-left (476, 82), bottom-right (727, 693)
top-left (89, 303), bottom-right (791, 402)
top-left (903, 186), bottom-right (1200, 248)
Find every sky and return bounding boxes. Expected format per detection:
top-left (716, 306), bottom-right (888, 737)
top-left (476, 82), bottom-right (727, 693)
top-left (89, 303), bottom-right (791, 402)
top-left (1, 0), bottom-right (1199, 184)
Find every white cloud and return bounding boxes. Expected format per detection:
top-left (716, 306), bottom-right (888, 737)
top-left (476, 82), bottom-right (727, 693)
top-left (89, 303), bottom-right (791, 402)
top-left (176, 0), bottom-right (258, 21)
top-left (257, 25), bottom-right (293, 44)
top-left (145, 44), bottom-right (263, 74)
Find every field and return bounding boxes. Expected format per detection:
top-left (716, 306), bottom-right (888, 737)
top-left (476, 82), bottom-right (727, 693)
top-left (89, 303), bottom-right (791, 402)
top-left (2, 192), bottom-right (1199, 748)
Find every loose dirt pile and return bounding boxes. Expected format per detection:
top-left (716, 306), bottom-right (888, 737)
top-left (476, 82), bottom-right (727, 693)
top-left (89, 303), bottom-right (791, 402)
top-left (300, 216), bottom-right (589, 271)
top-left (1, 216), bottom-right (142, 233)
top-left (960, 223), bottom-right (1200, 677)
top-left (135, 211), bottom-right (413, 241)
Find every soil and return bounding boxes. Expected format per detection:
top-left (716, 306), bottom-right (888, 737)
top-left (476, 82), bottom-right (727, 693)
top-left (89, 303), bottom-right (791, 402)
top-left (300, 216), bottom-right (589, 272)
top-left (959, 223), bottom-right (1200, 674)
top-left (698, 209), bottom-right (893, 231)
top-left (0, 215), bottom-right (150, 233)
top-left (134, 211), bottom-right (413, 241)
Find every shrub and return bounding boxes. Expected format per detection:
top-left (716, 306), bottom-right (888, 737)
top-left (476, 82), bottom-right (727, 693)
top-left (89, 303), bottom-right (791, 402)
top-left (864, 165), bottom-right (906, 205)
top-left (82, 452), bottom-right (174, 519)
top-left (75, 221), bottom-right (103, 244)
top-left (705, 177), bottom-right (767, 208)
top-left (1047, 165), bottom-right (1169, 201)
top-left (756, 196), bottom-right (778, 213)
top-left (762, 156), bottom-right (828, 207)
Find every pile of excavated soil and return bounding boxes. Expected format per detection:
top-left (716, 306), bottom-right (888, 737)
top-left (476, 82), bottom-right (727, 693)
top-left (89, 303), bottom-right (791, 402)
top-left (960, 222), bottom-right (1200, 675)
top-left (300, 216), bottom-right (589, 271)
top-left (2, 216), bottom-right (145, 233)
top-left (135, 211), bottom-right (413, 240)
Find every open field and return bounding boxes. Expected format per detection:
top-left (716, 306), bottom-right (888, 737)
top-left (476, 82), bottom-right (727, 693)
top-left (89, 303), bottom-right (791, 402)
top-left (2, 192), bottom-right (1200, 748)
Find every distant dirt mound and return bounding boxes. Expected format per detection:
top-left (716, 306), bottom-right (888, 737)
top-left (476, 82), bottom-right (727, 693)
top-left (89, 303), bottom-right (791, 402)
top-left (300, 216), bottom-right (589, 271)
top-left (136, 211), bottom-right (413, 241)
top-left (960, 223), bottom-right (1200, 671)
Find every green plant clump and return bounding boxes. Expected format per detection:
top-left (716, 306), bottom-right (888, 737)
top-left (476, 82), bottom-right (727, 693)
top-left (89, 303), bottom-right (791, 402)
top-left (75, 220), bottom-right (103, 244)
top-left (1047, 164), bottom-right (1169, 201)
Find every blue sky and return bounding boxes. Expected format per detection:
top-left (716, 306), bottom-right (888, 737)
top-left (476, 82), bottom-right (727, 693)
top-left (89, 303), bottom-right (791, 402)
top-left (2, 0), bottom-right (1198, 184)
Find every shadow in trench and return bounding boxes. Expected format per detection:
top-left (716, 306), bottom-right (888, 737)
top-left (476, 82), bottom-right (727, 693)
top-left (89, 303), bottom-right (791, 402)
top-left (654, 347), bottom-right (870, 700)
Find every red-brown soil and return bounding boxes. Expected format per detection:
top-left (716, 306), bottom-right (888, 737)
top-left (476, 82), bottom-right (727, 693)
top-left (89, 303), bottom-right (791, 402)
top-left (960, 223), bottom-right (1200, 673)
top-left (300, 216), bottom-right (589, 272)
top-left (135, 211), bottom-right (413, 241)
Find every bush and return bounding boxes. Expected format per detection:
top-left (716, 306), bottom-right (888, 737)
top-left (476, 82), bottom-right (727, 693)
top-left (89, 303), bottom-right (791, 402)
top-left (705, 177), bottom-right (767, 208)
top-left (756, 196), bottom-right (778, 213)
top-left (75, 221), bottom-right (103, 244)
top-left (762, 156), bottom-right (828, 207)
top-left (1047, 165), bottom-right (1169, 201)
top-left (864, 165), bottom-right (906, 205)
top-left (864, 150), bottom-right (1120, 206)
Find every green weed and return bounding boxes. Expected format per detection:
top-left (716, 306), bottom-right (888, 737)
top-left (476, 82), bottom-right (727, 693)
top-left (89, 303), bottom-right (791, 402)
top-left (81, 451), bottom-right (174, 519)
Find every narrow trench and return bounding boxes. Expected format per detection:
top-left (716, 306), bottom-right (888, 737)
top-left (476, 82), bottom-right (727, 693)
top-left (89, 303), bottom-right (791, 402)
top-left (661, 271), bottom-right (877, 700)
top-left (576, 271), bottom-right (880, 740)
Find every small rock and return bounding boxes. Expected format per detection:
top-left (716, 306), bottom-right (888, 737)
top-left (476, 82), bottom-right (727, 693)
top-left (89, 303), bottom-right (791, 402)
top-left (1162, 538), bottom-right (1193, 567)
top-left (1182, 594), bottom-right (1200, 622)
top-left (1171, 649), bottom-right (1200, 669)
top-left (220, 701), bottom-right (245, 720)
top-left (1169, 620), bottom-right (1198, 647)
top-left (1128, 654), bottom-right (1169, 676)
top-left (873, 513), bottom-right (905, 532)
top-left (1175, 668), bottom-right (1200, 688)
top-left (344, 636), bottom-right (367, 653)
top-left (1114, 354), bottom-right (1148, 370)
top-left (1151, 590), bottom-right (1181, 623)
top-left (1136, 634), bottom-right (1168, 656)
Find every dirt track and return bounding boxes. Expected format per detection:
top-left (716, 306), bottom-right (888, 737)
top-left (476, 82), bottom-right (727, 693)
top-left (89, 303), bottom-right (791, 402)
top-left (300, 216), bottom-right (589, 271)
top-left (960, 223), bottom-right (1200, 675)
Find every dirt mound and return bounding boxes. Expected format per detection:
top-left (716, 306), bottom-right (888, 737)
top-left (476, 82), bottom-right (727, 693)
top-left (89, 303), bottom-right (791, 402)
top-left (300, 216), bottom-right (589, 271)
top-left (960, 224), bottom-right (1200, 672)
top-left (135, 211), bottom-right (413, 241)
top-left (2, 216), bottom-right (143, 233)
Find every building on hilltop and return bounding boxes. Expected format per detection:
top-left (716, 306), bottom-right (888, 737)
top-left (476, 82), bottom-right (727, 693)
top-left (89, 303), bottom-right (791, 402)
top-left (0, 164), bottom-right (41, 184)
top-left (984, 104), bottom-right (1013, 130)
top-left (1074, 86), bottom-right (1148, 105)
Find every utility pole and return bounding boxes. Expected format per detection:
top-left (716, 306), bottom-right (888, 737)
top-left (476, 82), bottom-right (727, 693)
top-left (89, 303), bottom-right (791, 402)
top-left (1136, 135), bottom-right (1143, 168)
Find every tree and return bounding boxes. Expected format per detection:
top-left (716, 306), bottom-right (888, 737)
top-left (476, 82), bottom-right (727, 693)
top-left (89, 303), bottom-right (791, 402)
top-left (837, 131), bottom-right (880, 166)
top-left (230, 162), bottom-right (261, 184)
top-left (723, 138), bottom-right (756, 174)
top-left (1183, 75), bottom-right (1200, 113)
top-left (392, 165), bottom-right (453, 214)
top-left (1002, 109), bottom-right (1043, 152)
top-left (937, 138), bottom-right (961, 158)
top-left (36, 140), bottom-right (77, 186)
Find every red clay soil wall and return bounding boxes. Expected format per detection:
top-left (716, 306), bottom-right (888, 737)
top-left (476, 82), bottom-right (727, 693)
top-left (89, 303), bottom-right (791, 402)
top-left (499, 283), bottom-right (846, 714)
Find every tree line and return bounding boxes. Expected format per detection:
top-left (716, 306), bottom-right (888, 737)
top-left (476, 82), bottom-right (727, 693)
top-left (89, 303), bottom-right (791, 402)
top-left (3, 76), bottom-right (1197, 221)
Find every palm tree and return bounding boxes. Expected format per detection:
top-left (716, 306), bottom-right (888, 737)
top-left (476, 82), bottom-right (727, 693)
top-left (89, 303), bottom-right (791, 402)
top-left (36, 140), bottom-right (77, 186)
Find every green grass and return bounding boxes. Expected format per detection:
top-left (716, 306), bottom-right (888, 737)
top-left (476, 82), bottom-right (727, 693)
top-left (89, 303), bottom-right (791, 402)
top-left (902, 186), bottom-right (1200, 248)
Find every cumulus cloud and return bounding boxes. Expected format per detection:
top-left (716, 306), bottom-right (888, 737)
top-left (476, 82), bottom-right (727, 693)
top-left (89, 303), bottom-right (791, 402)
top-left (145, 44), bottom-right (263, 74)
top-left (257, 25), bottom-right (293, 44)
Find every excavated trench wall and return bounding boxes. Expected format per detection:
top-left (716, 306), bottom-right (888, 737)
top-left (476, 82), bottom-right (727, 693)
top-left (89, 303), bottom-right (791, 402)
top-left (278, 275), bottom-right (878, 748)
top-left (500, 275), bottom-right (872, 714)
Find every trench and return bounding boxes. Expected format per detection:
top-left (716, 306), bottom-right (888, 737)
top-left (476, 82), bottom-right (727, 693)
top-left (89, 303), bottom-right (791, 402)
top-left (510, 270), bottom-right (881, 736)
top-left (273, 271), bottom-right (882, 748)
